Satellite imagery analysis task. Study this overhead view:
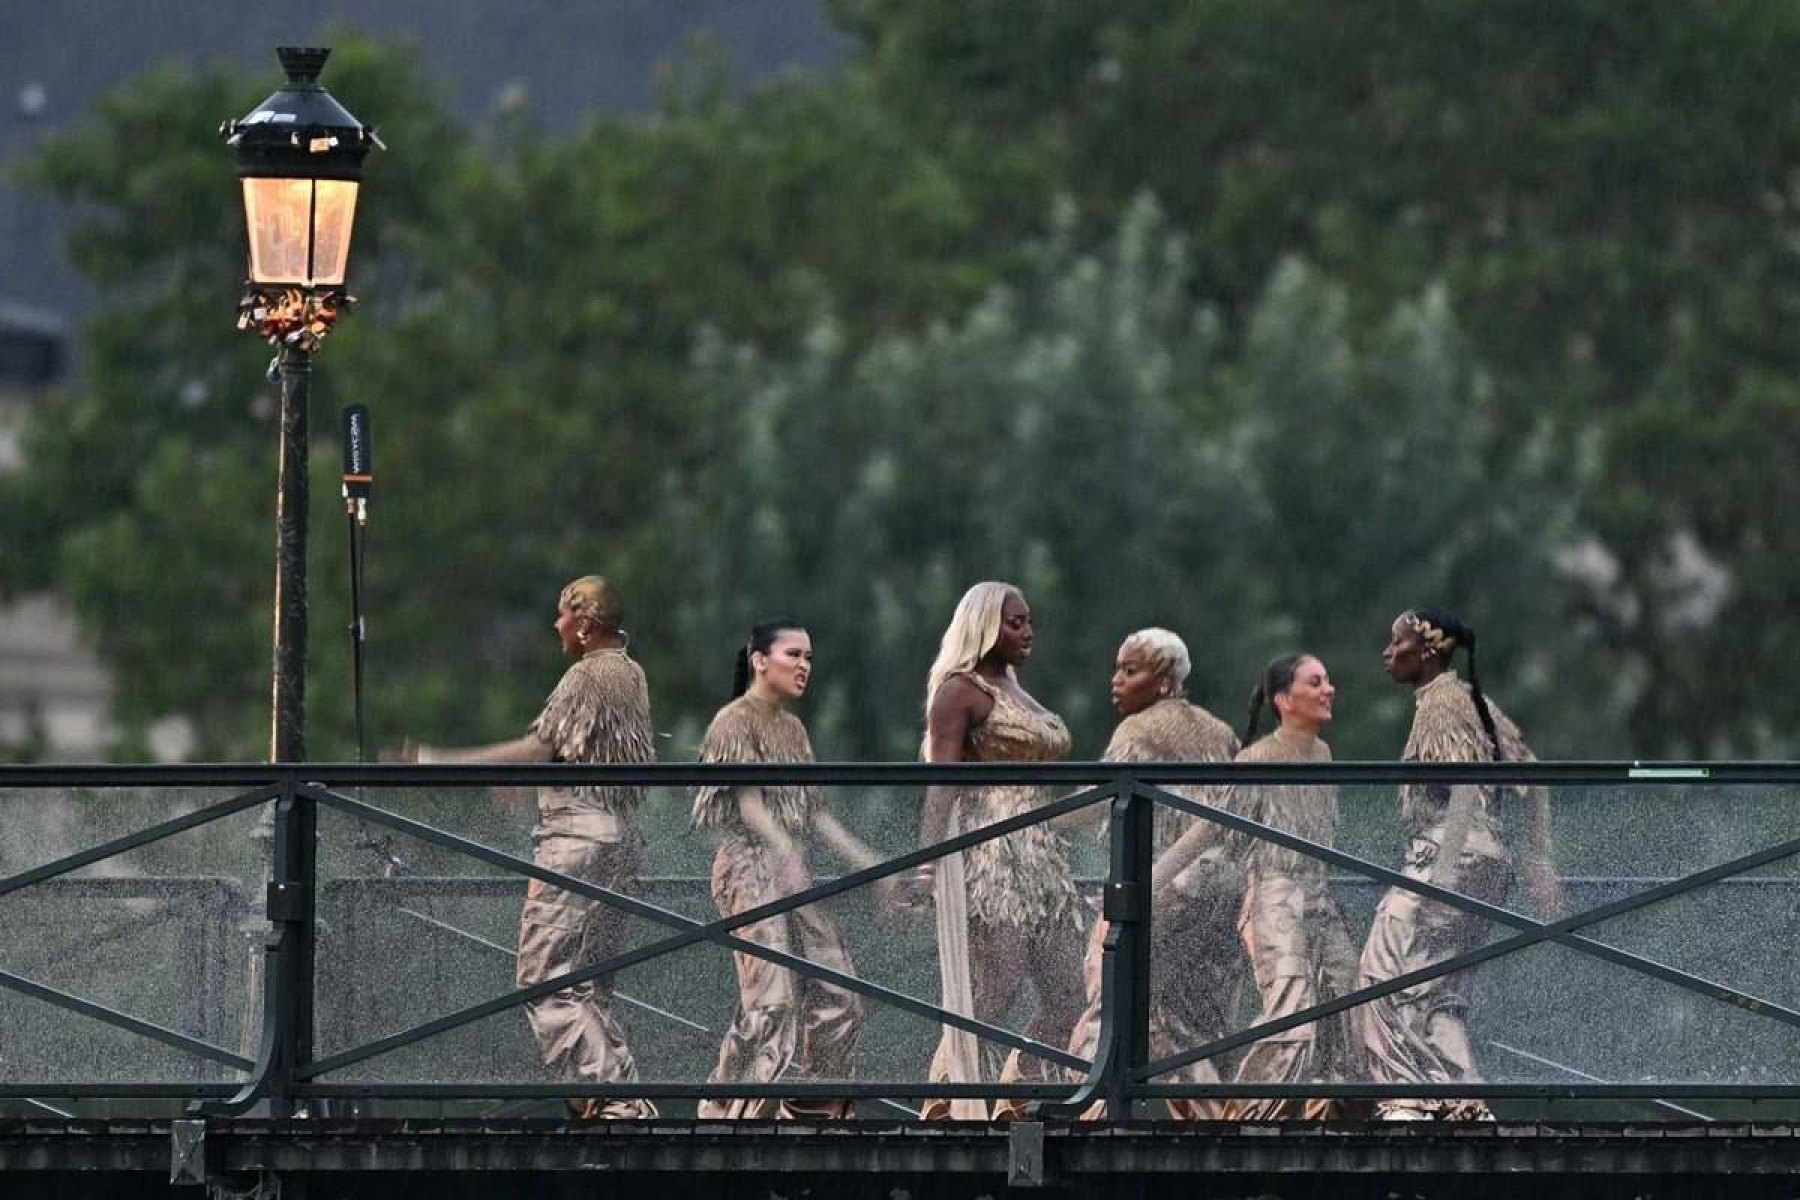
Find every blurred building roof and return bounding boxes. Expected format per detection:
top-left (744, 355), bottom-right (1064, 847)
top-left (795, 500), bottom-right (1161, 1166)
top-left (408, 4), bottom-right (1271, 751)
top-left (0, 0), bottom-right (845, 330)
top-left (0, 297), bottom-right (67, 393)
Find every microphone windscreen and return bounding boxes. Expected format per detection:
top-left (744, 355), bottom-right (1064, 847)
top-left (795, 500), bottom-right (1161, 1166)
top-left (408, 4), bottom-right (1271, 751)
top-left (341, 404), bottom-right (372, 498)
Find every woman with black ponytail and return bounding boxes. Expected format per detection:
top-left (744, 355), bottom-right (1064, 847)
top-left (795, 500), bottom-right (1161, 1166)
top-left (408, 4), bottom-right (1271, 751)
top-left (691, 619), bottom-right (891, 1118)
top-left (1357, 609), bottom-right (1561, 1121)
top-left (1155, 653), bottom-right (1361, 1118)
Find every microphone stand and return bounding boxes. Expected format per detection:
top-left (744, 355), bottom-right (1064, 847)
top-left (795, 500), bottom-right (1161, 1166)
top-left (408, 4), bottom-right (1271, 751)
top-left (337, 440), bottom-right (396, 1120)
top-left (341, 428), bottom-right (403, 878)
top-left (346, 490), bottom-right (369, 767)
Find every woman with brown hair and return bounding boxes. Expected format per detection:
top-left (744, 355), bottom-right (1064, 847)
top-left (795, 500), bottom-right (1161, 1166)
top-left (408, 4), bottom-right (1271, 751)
top-left (1223, 653), bottom-right (1360, 1118)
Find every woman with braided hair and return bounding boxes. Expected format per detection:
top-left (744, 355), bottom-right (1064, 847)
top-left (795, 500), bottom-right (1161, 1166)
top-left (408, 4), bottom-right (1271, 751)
top-left (1356, 608), bottom-right (1563, 1121)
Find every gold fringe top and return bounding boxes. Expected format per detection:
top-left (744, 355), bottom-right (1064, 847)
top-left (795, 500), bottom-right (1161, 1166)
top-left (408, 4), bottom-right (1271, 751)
top-left (946, 672), bottom-right (1078, 931)
top-left (1399, 670), bottom-right (1536, 838)
top-left (1101, 697), bottom-right (1239, 856)
top-left (528, 648), bottom-right (655, 815)
top-left (691, 693), bottom-right (818, 835)
top-left (1229, 726), bottom-right (1336, 881)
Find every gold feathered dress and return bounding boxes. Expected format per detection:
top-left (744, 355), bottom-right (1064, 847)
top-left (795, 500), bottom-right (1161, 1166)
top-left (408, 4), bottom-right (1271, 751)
top-left (692, 694), bottom-right (861, 1119)
top-left (518, 647), bottom-right (657, 1119)
top-left (1066, 697), bottom-right (1245, 1119)
top-left (924, 671), bottom-right (1078, 1119)
top-left (1356, 670), bottom-right (1537, 1119)
top-left (1225, 726), bottom-right (1361, 1119)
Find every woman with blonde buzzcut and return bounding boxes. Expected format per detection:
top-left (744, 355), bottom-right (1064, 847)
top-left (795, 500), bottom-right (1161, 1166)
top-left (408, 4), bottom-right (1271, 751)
top-left (911, 582), bottom-right (1079, 1120)
top-left (405, 574), bottom-right (655, 1120)
top-left (1061, 627), bottom-right (1244, 1119)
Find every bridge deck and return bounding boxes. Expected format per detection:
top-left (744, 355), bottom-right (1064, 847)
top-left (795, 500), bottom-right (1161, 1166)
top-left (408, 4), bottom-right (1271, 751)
top-left (8, 1118), bottom-right (1800, 1197)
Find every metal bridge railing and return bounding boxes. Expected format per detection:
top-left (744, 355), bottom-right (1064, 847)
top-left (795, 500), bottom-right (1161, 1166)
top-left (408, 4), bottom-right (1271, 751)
top-left (2, 761), bottom-right (1799, 1117)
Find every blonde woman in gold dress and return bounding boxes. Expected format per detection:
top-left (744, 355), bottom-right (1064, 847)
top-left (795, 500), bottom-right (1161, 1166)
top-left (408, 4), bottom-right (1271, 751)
top-left (1358, 609), bottom-right (1562, 1121)
top-left (913, 582), bottom-right (1078, 1120)
top-left (1061, 627), bottom-right (1244, 1118)
top-left (408, 575), bottom-right (655, 1120)
top-left (692, 618), bottom-right (890, 1119)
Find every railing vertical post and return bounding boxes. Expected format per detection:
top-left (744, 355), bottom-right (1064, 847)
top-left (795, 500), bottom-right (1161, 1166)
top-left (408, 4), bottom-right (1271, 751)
top-left (1101, 774), bottom-right (1153, 1118)
top-left (1046, 774), bottom-right (1153, 1118)
top-left (263, 774), bottom-right (317, 1116)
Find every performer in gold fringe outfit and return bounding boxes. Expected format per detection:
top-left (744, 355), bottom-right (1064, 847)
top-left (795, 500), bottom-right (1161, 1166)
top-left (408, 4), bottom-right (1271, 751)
top-left (692, 618), bottom-right (889, 1119)
top-left (1357, 609), bottom-right (1562, 1121)
top-left (913, 582), bottom-right (1079, 1120)
top-left (1221, 654), bottom-right (1360, 1119)
top-left (1061, 628), bottom-right (1244, 1119)
top-left (408, 575), bottom-right (656, 1120)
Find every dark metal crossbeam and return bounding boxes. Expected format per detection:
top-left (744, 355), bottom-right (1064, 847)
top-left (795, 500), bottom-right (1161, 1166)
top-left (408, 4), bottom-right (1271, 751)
top-left (1138, 782), bottom-right (1800, 1079)
top-left (3, 758), bottom-right (1794, 789)
top-left (0, 966), bottom-right (252, 1070)
top-left (0, 786), bottom-right (276, 898)
top-left (6, 760), bottom-right (1800, 1113)
top-left (301, 782), bottom-right (1110, 1079)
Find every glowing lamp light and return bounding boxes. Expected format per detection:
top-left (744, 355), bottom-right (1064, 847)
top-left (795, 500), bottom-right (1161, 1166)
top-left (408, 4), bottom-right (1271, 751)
top-left (224, 46), bottom-right (379, 290)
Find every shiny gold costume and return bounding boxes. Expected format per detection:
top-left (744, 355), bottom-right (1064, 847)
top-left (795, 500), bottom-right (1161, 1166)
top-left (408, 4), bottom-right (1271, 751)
top-left (1226, 727), bottom-right (1361, 1120)
top-left (926, 672), bottom-right (1077, 1117)
top-left (1356, 671), bottom-right (1536, 1119)
top-left (518, 647), bottom-right (656, 1119)
top-left (1066, 697), bottom-right (1244, 1119)
top-left (692, 695), bottom-right (861, 1119)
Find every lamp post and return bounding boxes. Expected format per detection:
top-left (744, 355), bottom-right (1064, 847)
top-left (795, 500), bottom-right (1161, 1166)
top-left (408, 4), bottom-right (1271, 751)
top-left (223, 45), bottom-right (379, 764)
top-left (219, 47), bottom-right (378, 1116)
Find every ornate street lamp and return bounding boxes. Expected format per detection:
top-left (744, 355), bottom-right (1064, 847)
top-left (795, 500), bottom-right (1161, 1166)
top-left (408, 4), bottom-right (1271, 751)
top-left (217, 47), bottom-right (381, 1118)
top-left (223, 46), bottom-right (380, 763)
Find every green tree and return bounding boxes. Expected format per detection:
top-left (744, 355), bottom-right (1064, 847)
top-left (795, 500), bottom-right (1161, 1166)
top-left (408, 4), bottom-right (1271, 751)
top-left (673, 198), bottom-right (1601, 761)
top-left (2, 36), bottom-right (1019, 759)
top-left (831, 0), bottom-right (1800, 752)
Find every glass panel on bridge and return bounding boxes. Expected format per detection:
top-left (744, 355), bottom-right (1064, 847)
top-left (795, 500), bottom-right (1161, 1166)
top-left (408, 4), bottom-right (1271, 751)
top-left (0, 785), bottom-right (261, 1091)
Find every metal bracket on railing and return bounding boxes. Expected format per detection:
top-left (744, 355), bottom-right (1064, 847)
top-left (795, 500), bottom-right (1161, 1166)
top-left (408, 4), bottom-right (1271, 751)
top-left (1038, 778), bottom-right (1149, 1120)
top-left (193, 779), bottom-right (316, 1118)
top-left (169, 1118), bottom-right (206, 1186)
top-left (1008, 1120), bottom-right (1049, 1187)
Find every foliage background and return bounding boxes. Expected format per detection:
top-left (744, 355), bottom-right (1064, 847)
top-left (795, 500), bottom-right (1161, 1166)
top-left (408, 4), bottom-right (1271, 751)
top-left (7, 4), bottom-right (1799, 765)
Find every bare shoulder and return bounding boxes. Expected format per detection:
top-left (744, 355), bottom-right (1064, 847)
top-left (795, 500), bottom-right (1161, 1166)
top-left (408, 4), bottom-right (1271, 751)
top-left (929, 673), bottom-right (995, 729)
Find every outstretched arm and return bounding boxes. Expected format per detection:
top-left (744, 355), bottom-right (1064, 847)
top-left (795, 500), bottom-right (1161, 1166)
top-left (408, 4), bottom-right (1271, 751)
top-left (1054, 726), bottom-right (1140, 833)
top-left (412, 732), bottom-right (555, 765)
top-left (810, 808), bottom-right (898, 903)
top-left (1148, 807), bottom-right (1227, 893)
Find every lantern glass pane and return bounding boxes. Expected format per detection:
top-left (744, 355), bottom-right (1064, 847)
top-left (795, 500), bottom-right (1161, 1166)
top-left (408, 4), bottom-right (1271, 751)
top-left (240, 177), bottom-right (360, 286)
top-left (308, 179), bottom-right (359, 287)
